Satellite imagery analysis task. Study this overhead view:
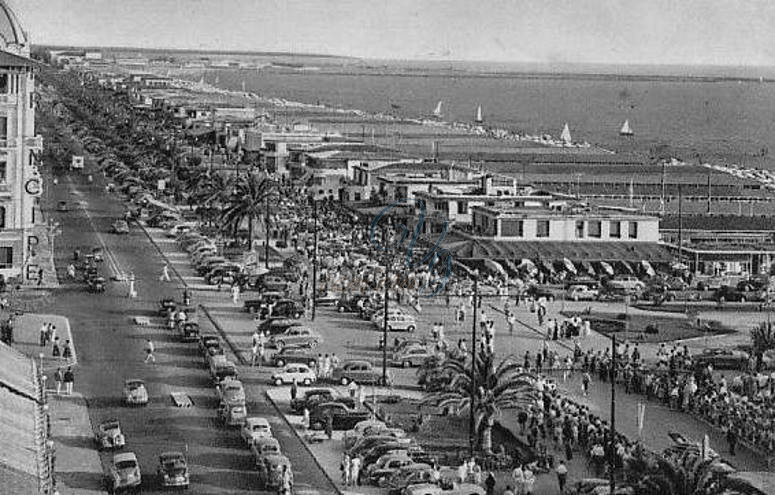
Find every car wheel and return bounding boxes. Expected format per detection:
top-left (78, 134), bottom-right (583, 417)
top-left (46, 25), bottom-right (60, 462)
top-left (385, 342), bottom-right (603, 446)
top-left (303, 378), bottom-right (312, 386)
top-left (338, 306), bottom-right (345, 313)
top-left (249, 306), bottom-right (258, 314)
top-left (574, 295), bottom-right (579, 302)
top-left (293, 312), bottom-right (301, 319)
top-left (740, 296), bottom-right (746, 303)
top-left (274, 378), bottom-right (283, 386)
top-left (720, 296), bottom-right (726, 303)
top-left (276, 341), bottom-right (284, 350)
top-left (407, 325), bottom-right (415, 333)
top-left (340, 377), bottom-right (349, 386)
top-left (276, 359), bottom-right (285, 367)
top-left (402, 360), bottom-right (410, 368)
top-left (308, 359), bottom-right (316, 367)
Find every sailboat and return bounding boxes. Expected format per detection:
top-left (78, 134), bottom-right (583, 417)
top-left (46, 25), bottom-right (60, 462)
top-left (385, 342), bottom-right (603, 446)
top-left (619, 119), bottom-right (634, 136)
top-left (432, 100), bottom-right (443, 118)
top-left (560, 123), bottom-right (572, 145)
top-left (198, 74), bottom-right (205, 85)
top-left (474, 105), bottom-right (484, 124)
top-left (241, 80), bottom-right (246, 92)
top-left (214, 73), bottom-right (220, 85)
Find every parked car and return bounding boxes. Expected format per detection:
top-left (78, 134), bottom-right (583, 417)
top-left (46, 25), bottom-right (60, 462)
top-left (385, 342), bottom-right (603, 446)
top-left (268, 326), bottom-right (322, 350)
top-left (290, 387), bottom-right (336, 414)
top-left (271, 347), bottom-right (318, 368)
top-left (337, 295), bottom-right (371, 313)
top-left (374, 313), bottom-right (417, 333)
top-left (241, 417), bottom-right (273, 445)
top-left (178, 321), bottom-right (200, 342)
top-left (251, 437), bottom-right (283, 465)
top-left (349, 434), bottom-right (412, 458)
top-left (714, 285), bottom-right (754, 303)
top-left (111, 220), bottom-right (130, 234)
top-left (217, 378), bottom-right (246, 406)
top-left (607, 275), bottom-right (645, 293)
top-left (123, 379), bottom-right (149, 406)
top-left (259, 275), bottom-right (293, 292)
top-left (105, 452), bottom-right (142, 493)
top-left (244, 293), bottom-right (286, 314)
top-left (270, 363), bottom-right (317, 386)
top-left (309, 402), bottom-right (371, 431)
top-left (158, 297), bottom-right (176, 316)
top-left (217, 401), bottom-right (247, 426)
top-left (268, 299), bottom-right (306, 319)
top-left (210, 358), bottom-right (239, 384)
top-left (566, 284), bottom-right (599, 301)
top-left (366, 453), bottom-right (414, 486)
top-left (386, 464), bottom-right (436, 495)
top-left (693, 348), bottom-right (750, 370)
top-left (391, 346), bottom-right (434, 368)
top-left (256, 454), bottom-right (292, 491)
top-left (94, 418), bottom-right (126, 450)
top-left (332, 360), bottom-right (390, 386)
top-left (198, 333), bottom-right (222, 356)
top-left (258, 318), bottom-right (304, 336)
top-left (343, 419), bottom-right (387, 449)
top-left (157, 451), bottom-right (190, 489)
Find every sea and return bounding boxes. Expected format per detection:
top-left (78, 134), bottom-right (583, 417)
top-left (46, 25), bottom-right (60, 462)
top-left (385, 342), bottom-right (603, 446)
top-left (195, 64), bottom-right (775, 170)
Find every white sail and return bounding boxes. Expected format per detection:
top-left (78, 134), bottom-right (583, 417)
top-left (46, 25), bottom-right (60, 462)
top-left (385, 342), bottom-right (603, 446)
top-left (241, 80), bottom-right (246, 92)
top-left (214, 74), bottom-right (220, 85)
top-left (433, 100), bottom-right (443, 118)
top-left (620, 119), bottom-right (634, 136)
top-left (198, 74), bottom-right (205, 85)
top-left (475, 105), bottom-right (483, 123)
top-left (560, 123), bottom-right (572, 144)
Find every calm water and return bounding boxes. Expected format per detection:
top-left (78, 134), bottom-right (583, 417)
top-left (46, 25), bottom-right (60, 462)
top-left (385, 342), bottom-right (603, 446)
top-left (208, 69), bottom-right (775, 169)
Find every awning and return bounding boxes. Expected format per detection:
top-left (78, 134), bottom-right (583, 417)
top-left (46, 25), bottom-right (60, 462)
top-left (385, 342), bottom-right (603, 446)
top-left (618, 260), bottom-right (634, 274)
top-left (641, 260), bottom-right (656, 277)
top-left (540, 259), bottom-right (555, 274)
top-left (484, 259), bottom-right (507, 277)
top-left (598, 261), bottom-right (614, 276)
top-left (563, 257), bottom-right (577, 275)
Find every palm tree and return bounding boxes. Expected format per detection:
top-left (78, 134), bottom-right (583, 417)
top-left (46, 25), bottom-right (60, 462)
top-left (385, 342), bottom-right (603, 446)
top-left (220, 172), bottom-right (278, 248)
top-left (750, 322), bottom-right (775, 370)
top-left (423, 349), bottom-right (540, 452)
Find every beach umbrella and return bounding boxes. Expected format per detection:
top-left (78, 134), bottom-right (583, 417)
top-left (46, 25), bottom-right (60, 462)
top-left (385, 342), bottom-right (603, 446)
top-left (672, 262), bottom-right (689, 271)
top-left (619, 261), bottom-right (634, 274)
top-left (641, 260), bottom-right (656, 277)
top-left (598, 261), bottom-right (614, 276)
top-left (483, 259), bottom-right (507, 277)
top-left (517, 258), bottom-right (535, 270)
top-left (563, 258), bottom-right (577, 275)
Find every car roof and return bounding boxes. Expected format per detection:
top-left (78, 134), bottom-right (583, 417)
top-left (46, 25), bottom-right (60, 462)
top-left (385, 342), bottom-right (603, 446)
top-left (100, 418), bottom-right (120, 425)
top-left (255, 437), bottom-right (280, 447)
top-left (113, 452), bottom-right (138, 463)
top-left (343, 360), bottom-right (371, 367)
top-left (283, 363), bottom-right (310, 371)
top-left (159, 451), bottom-right (185, 461)
top-left (246, 417), bottom-right (270, 426)
top-left (125, 379), bottom-right (145, 386)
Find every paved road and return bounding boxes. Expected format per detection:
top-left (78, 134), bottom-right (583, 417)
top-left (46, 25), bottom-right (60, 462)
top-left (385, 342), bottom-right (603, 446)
top-left (43, 167), bottom-right (338, 494)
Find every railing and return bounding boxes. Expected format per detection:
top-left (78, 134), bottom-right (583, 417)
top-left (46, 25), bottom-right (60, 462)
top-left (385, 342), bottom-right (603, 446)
top-left (24, 136), bottom-right (42, 149)
top-left (0, 138), bottom-right (17, 148)
top-left (0, 94), bottom-right (17, 104)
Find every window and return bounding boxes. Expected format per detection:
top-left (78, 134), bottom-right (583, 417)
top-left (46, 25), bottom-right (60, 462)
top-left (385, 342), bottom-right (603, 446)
top-left (0, 206), bottom-right (5, 229)
top-left (610, 221), bottom-right (621, 238)
top-left (588, 220), bottom-right (602, 238)
top-left (354, 192), bottom-right (361, 201)
top-left (29, 92), bottom-right (33, 109)
top-left (0, 247), bottom-right (11, 268)
top-left (501, 219), bottom-right (524, 237)
top-left (629, 221), bottom-right (639, 239)
top-left (0, 117), bottom-right (6, 145)
top-left (575, 220), bottom-right (585, 238)
top-left (457, 201), bottom-right (467, 214)
top-left (0, 161), bottom-right (6, 183)
top-left (536, 220), bottom-right (550, 238)
top-left (0, 74), bottom-right (6, 93)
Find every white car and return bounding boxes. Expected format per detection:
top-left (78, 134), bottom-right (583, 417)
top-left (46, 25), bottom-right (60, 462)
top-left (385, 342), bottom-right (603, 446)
top-left (566, 285), bottom-right (599, 301)
top-left (270, 363), bottom-right (317, 386)
top-left (107, 452), bottom-right (142, 493)
top-left (123, 379), bottom-right (149, 406)
top-left (167, 223), bottom-right (197, 238)
top-left (370, 307), bottom-right (405, 324)
top-left (217, 378), bottom-right (246, 406)
top-left (374, 313), bottom-right (417, 332)
top-left (241, 417), bottom-right (273, 445)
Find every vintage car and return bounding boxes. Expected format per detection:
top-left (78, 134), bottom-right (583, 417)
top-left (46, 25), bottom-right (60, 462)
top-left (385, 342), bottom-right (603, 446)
top-left (178, 321), bottom-right (200, 342)
top-left (366, 453), bottom-right (415, 486)
top-left (693, 348), bottom-right (750, 370)
top-left (217, 378), bottom-right (246, 406)
top-left (332, 360), bottom-right (390, 386)
top-left (158, 297), bottom-right (176, 316)
top-left (271, 363), bottom-right (317, 386)
top-left (217, 401), bottom-right (247, 427)
top-left (257, 317), bottom-right (305, 336)
top-left (391, 346), bottom-right (434, 368)
top-left (241, 417), bottom-right (273, 445)
top-left (386, 464), bottom-right (436, 495)
top-left (290, 387), bottom-right (336, 414)
top-left (157, 451), bottom-right (190, 489)
top-left (123, 379), bottom-right (149, 406)
top-left (256, 454), bottom-right (293, 491)
top-left (268, 326), bottom-right (322, 350)
top-left (94, 418), bottom-right (126, 450)
top-left (111, 220), bottom-right (130, 234)
top-left (309, 402), bottom-right (371, 431)
top-left (251, 437), bottom-right (283, 465)
top-left (105, 452), bottom-right (142, 493)
top-left (198, 333), bottom-right (222, 356)
top-left (271, 347), bottom-right (318, 368)
top-left (343, 419), bottom-right (387, 449)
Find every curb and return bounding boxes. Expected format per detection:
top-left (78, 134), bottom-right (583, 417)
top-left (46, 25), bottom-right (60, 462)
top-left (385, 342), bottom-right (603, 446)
top-left (199, 304), bottom-right (246, 366)
top-left (263, 390), bottom-right (344, 495)
top-left (135, 221), bottom-right (189, 289)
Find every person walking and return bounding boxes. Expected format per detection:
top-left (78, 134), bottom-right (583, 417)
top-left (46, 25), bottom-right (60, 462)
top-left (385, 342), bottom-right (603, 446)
top-left (52, 337), bottom-right (60, 358)
top-left (159, 263), bottom-right (171, 282)
top-left (485, 471), bottom-right (496, 495)
top-left (67, 263), bottom-right (76, 279)
top-left (582, 371), bottom-right (591, 397)
top-left (63, 367), bottom-right (74, 395)
top-left (290, 379), bottom-right (298, 402)
top-left (341, 453), bottom-right (351, 486)
top-left (39, 322), bottom-right (47, 347)
top-left (727, 425), bottom-right (737, 456)
top-left (349, 455), bottom-right (361, 487)
top-left (144, 339), bottom-right (156, 364)
top-left (555, 460), bottom-right (568, 493)
top-left (251, 342), bottom-right (260, 367)
top-left (54, 367), bottom-right (64, 395)
top-left (62, 340), bottom-right (72, 359)
top-left (231, 284), bottom-right (240, 305)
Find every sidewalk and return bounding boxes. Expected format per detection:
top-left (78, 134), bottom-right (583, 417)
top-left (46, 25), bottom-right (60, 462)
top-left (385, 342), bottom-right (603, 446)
top-left (10, 313), bottom-right (77, 373)
top-left (49, 393), bottom-right (105, 495)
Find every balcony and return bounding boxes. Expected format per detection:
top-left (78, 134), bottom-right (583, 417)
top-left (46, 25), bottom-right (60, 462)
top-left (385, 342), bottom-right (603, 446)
top-left (24, 136), bottom-right (42, 149)
top-left (0, 138), bottom-right (17, 149)
top-left (0, 94), bottom-right (17, 105)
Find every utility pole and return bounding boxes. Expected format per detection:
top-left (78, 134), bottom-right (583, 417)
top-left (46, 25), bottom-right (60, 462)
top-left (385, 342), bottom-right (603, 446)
top-left (678, 184), bottom-right (683, 265)
top-left (469, 274), bottom-right (479, 457)
top-left (609, 333), bottom-right (617, 494)
top-left (381, 226), bottom-right (390, 387)
top-left (265, 192), bottom-right (270, 269)
top-left (312, 199), bottom-right (318, 321)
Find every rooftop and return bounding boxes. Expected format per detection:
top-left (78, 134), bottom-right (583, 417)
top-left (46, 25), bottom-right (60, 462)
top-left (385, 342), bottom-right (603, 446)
top-left (473, 203), bottom-right (658, 220)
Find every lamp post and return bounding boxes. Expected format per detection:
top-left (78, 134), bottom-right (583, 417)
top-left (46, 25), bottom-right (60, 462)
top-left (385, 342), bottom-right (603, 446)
top-left (609, 333), bottom-right (617, 494)
top-left (311, 199), bottom-right (318, 321)
top-left (265, 192), bottom-right (270, 269)
top-left (469, 272), bottom-right (479, 457)
top-left (381, 226), bottom-right (391, 387)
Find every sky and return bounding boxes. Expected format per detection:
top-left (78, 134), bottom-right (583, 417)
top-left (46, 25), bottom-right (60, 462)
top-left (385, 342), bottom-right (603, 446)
top-left (11, 0), bottom-right (775, 66)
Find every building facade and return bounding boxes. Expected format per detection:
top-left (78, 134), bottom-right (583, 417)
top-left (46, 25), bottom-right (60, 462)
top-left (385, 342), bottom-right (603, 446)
top-left (0, 3), bottom-right (42, 280)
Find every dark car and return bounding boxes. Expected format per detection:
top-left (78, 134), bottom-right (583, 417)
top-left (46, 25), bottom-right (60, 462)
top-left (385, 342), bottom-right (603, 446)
top-left (157, 451), bottom-right (190, 488)
top-left (268, 299), bottom-right (305, 320)
top-left (243, 292), bottom-right (287, 314)
top-left (309, 402), bottom-right (371, 431)
top-left (179, 321), bottom-right (200, 342)
top-left (337, 295), bottom-right (370, 313)
top-left (290, 388), bottom-right (336, 414)
top-left (714, 285), bottom-right (751, 303)
top-left (332, 360), bottom-right (390, 386)
top-left (271, 347), bottom-right (318, 368)
top-left (524, 284), bottom-right (560, 301)
top-left (693, 348), bottom-right (750, 370)
top-left (198, 333), bottom-right (222, 356)
top-left (258, 318), bottom-right (304, 336)
top-left (158, 298), bottom-right (176, 316)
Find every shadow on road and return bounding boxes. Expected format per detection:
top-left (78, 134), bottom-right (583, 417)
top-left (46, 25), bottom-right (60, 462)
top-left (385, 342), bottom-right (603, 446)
top-left (53, 434), bottom-right (95, 450)
top-left (57, 471), bottom-right (105, 490)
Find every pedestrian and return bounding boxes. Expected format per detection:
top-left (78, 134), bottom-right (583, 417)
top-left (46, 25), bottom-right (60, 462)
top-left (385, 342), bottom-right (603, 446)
top-left (555, 460), bottom-right (568, 493)
top-left (485, 471), bottom-right (496, 495)
top-left (50, 325), bottom-right (57, 343)
top-left (341, 453), bottom-right (351, 486)
top-left (37, 267), bottom-right (44, 286)
top-left (582, 371), bottom-right (591, 396)
top-left (54, 367), bottom-right (64, 395)
top-left (348, 380), bottom-right (358, 398)
top-left (281, 464), bottom-right (293, 495)
top-left (39, 322), bottom-right (47, 347)
top-left (727, 426), bottom-right (737, 456)
top-left (63, 367), bottom-right (74, 395)
top-left (302, 407), bottom-right (310, 431)
top-left (52, 337), bottom-right (60, 357)
top-left (350, 455), bottom-right (361, 486)
top-left (67, 264), bottom-right (76, 279)
top-left (144, 339), bottom-right (155, 363)
top-left (231, 284), bottom-right (240, 305)
top-left (251, 342), bottom-right (260, 367)
top-left (291, 379), bottom-right (298, 401)
top-left (358, 384), bottom-right (366, 407)
top-left (325, 412), bottom-right (333, 440)
top-left (62, 340), bottom-right (72, 359)
top-left (160, 263), bottom-right (171, 282)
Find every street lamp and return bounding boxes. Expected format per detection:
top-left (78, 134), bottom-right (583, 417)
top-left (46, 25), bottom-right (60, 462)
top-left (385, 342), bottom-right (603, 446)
top-left (469, 270), bottom-right (479, 457)
top-left (311, 198), bottom-right (318, 321)
top-left (381, 225), bottom-right (392, 387)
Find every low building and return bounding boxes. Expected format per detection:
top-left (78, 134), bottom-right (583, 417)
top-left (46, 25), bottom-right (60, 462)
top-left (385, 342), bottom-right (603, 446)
top-left (374, 162), bottom-right (484, 204)
top-left (471, 203), bottom-right (659, 243)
